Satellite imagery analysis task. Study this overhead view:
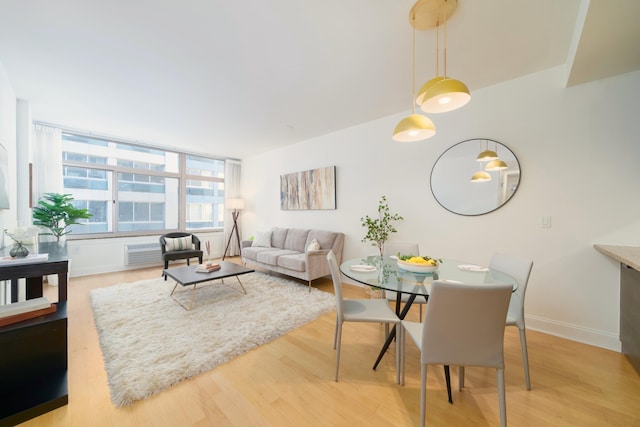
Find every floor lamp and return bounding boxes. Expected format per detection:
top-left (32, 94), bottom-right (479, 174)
top-left (223, 198), bottom-right (244, 260)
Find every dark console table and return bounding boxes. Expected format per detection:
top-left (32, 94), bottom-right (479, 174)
top-left (0, 242), bottom-right (69, 426)
top-left (594, 244), bottom-right (640, 375)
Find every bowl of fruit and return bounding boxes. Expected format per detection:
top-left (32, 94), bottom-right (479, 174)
top-left (396, 255), bottom-right (440, 273)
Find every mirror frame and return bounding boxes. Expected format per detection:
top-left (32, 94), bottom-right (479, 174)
top-left (430, 138), bottom-right (521, 216)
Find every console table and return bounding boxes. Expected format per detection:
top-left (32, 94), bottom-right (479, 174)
top-left (0, 242), bottom-right (69, 426)
top-left (594, 244), bottom-right (640, 375)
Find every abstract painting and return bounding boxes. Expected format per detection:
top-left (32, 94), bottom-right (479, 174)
top-left (280, 166), bottom-right (336, 210)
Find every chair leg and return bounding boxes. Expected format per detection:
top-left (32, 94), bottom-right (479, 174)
top-left (459, 366), bottom-right (465, 390)
top-left (334, 322), bottom-right (343, 381)
top-left (333, 316), bottom-right (339, 350)
top-left (308, 280), bottom-right (312, 293)
top-left (444, 365), bottom-right (453, 403)
top-left (401, 324), bottom-right (406, 386)
top-left (519, 328), bottom-right (531, 390)
top-left (420, 364), bottom-right (428, 426)
top-left (497, 368), bottom-right (507, 427)
top-left (395, 322), bottom-right (401, 385)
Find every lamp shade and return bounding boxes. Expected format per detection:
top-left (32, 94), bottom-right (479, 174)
top-left (470, 171), bottom-right (491, 182)
top-left (485, 159), bottom-right (508, 171)
top-left (392, 114), bottom-right (436, 142)
top-left (415, 76), bottom-right (445, 106)
top-left (419, 77), bottom-right (470, 113)
top-left (476, 149), bottom-right (499, 162)
top-left (226, 198), bottom-right (245, 211)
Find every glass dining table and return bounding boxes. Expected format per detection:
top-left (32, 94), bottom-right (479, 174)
top-left (340, 256), bottom-right (518, 370)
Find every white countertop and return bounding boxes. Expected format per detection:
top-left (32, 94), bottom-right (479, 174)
top-left (594, 244), bottom-right (640, 271)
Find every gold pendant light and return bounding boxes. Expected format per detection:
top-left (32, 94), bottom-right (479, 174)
top-left (476, 139), bottom-right (498, 162)
top-left (471, 171), bottom-right (491, 182)
top-left (393, 12), bottom-right (435, 142)
top-left (485, 159), bottom-right (508, 171)
top-left (414, 0), bottom-right (470, 114)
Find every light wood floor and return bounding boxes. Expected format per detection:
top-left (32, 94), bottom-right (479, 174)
top-left (19, 258), bottom-right (640, 426)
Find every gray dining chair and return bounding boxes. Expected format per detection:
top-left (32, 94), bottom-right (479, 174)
top-left (383, 242), bottom-right (428, 322)
top-left (401, 281), bottom-right (513, 427)
top-left (489, 253), bottom-right (534, 390)
top-left (326, 250), bottom-right (402, 383)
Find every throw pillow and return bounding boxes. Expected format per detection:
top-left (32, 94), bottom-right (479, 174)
top-left (307, 238), bottom-right (320, 252)
top-left (252, 231), bottom-right (272, 247)
top-left (165, 236), bottom-right (193, 251)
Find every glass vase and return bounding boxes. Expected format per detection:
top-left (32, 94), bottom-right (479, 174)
top-left (10, 242), bottom-right (30, 258)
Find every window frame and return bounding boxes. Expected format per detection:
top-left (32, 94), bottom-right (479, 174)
top-left (61, 131), bottom-right (226, 239)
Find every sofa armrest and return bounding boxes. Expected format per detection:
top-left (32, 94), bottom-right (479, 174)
top-left (241, 240), bottom-right (253, 249)
top-left (305, 249), bottom-right (331, 279)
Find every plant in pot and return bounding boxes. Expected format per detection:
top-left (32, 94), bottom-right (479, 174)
top-left (360, 195), bottom-right (404, 258)
top-left (361, 195), bottom-right (403, 298)
top-left (32, 193), bottom-right (92, 285)
top-left (32, 193), bottom-right (92, 242)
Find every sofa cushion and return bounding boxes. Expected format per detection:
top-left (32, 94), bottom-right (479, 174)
top-left (284, 229), bottom-right (310, 252)
top-left (277, 253), bottom-right (307, 272)
top-left (271, 228), bottom-right (289, 249)
top-left (257, 249), bottom-right (298, 266)
top-left (306, 238), bottom-right (320, 252)
top-left (252, 230), bottom-right (272, 247)
top-left (241, 246), bottom-right (274, 262)
top-left (306, 230), bottom-right (338, 250)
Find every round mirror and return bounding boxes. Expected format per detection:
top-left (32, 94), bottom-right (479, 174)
top-left (430, 138), bottom-right (521, 216)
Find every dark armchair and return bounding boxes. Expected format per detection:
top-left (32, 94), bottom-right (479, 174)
top-left (160, 232), bottom-right (203, 279)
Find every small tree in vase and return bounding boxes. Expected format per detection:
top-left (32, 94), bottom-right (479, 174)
top-left (360, 195), bottom-right (404, 258)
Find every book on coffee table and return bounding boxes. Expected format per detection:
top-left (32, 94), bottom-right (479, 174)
top-left (195, 263), bottom-right (221, 273)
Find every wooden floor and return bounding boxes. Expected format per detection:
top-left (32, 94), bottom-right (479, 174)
top-left (19, 258), bottom-right (640, 426)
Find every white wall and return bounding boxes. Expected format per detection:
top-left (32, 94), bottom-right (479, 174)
top-left (241, 66), bottom-right (640, 351)
top-left (67, 231), bottom-right (225, 277)
top-left (0, 63), bottom-right (17, 243)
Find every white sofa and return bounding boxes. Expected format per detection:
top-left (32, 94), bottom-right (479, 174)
top-left (241, 227), bottom-right (345, 291)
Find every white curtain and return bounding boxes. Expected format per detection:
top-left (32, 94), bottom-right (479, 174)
top-left (31, 124), bottom-right (63, 206)
top-left (224, 159), bottom-right (242, 256)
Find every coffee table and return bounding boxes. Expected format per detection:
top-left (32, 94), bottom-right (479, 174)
top-left (163, 261), bottom-right (255, 310)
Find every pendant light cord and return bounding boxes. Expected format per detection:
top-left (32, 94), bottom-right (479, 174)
top-left (411, 14), bottom-right (417, 114)
top-left (443, 0), bottom-right (448, 79)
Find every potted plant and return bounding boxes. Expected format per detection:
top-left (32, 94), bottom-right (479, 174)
top-left (360, 195), bottom-right (404, 257)
top-left (32, 193), bottom-right (92, 242)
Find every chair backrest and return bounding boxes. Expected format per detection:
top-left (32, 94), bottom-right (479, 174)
top-left (489, 253), bottom-right (533, 325)
top-left (421, 281), bottom-right (512, 369)
top-left (326, 250), bottom-right (344, 322)
top-left (383, 242), bottom-right (420, 257)
top-left (159, 232), bottom-right (200, 253)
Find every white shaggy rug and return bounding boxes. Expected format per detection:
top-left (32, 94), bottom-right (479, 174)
top-left (90, 272), bottom-right (335, 406)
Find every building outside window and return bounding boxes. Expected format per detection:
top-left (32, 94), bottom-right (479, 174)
top-left (61, 132), bottom-right (226, 237)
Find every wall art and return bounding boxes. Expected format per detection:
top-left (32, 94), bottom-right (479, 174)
top-left (280, 166), bottom-right (336, 210)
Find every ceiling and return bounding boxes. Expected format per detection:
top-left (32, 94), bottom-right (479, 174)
top-left (0, 0), bottom-right (638, 159)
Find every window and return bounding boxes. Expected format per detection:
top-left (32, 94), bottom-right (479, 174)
top-left (61, 132), bottom-right (226, 237)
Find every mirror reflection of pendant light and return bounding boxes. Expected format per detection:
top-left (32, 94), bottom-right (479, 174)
top-left (471, 171), bottom-right (491, 182)
top-left (476, 139), bottom-right (498, 162)
top-left (485, 159), bottom-right (508, 171)
top-left (393, 13), bottom-right (435, 142)
top-left (416, 0), bottom-right (470, 114)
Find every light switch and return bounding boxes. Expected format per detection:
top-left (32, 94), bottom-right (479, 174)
top-left (541, 216), bottom-right (551, 228)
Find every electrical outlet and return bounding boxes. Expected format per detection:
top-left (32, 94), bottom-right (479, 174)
top-left (541, 216), bottom-right (551, 228)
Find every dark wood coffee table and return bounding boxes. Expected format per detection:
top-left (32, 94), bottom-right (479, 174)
top-left (163, 261), bottom-right (254, 310)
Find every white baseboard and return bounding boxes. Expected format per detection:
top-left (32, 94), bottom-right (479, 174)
top-left (526, 314), bottom-right (621, 352)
